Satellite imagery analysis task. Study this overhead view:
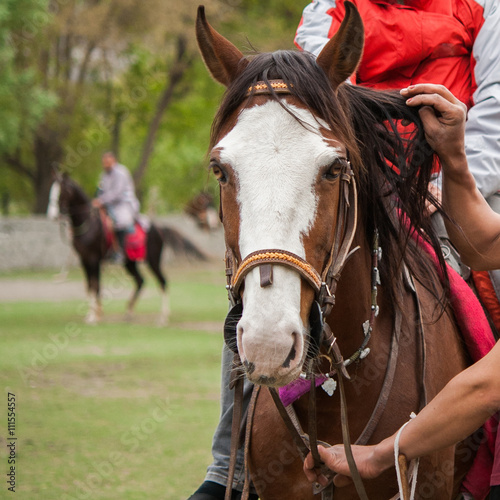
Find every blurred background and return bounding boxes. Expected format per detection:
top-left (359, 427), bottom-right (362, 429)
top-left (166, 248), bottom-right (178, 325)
top-left (0, 0), bottom-right (303, 216)
top-left (0, 1), bottom-right (305, 498)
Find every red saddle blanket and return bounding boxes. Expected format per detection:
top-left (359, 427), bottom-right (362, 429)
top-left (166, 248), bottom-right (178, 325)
top-left (125, 223), bottom-right (146, 261)
top-left (100, 213), bottom-right (147, 262)
top-left (279, 235), bottom-right (497, 499)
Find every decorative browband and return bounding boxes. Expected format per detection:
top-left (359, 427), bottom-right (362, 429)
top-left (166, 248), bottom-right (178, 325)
top-left (246, 79), bottom-right (293, 96)
top-left (231, 249), bottom-right (322, 296)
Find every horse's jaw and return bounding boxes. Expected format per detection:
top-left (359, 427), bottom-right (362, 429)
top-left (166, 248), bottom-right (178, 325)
top-left (236, 267), bottom-right (308, 387)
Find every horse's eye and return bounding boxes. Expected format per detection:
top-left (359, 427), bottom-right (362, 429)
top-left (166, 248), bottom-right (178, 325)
top-left (324, 158), bottom-right (344, 181)
top-left (211, 164), bottom-right (227, 184)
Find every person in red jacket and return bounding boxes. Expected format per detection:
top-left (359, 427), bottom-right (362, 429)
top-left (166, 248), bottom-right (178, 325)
top-left (295, 0), bottom-right (500, 208)
top-left (304, 82), bottom-right (500, 499)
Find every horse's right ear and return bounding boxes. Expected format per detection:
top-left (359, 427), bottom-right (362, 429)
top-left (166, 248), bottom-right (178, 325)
top-left (196, 5), bottom-right (249, 86)
top-left (316, 1), bottom-right (364, 90)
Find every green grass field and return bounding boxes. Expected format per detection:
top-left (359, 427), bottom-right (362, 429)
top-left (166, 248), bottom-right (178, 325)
top-left (0, 263), bottom-right (228, 500)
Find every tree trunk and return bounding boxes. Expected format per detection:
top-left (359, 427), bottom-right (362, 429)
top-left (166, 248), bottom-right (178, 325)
top-left (133, 35), bottom-right (194, 196)
top-left (112, 110), bottom-right (124, 159)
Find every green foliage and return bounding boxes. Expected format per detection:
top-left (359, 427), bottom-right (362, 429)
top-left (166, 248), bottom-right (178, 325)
top-left (0, 0), bottom-right (58, 213)
top-left (124, 58), bottom-right (224, 212)
top-left (0, 0), bottom-right (310, 213)
top-left (0, 0), bottom-right (56, 154)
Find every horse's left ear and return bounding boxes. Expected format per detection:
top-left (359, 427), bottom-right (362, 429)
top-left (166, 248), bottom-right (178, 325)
top-left (196, 5), bottom-right (249, 86)
top-left (316, 1), bottom-right (364, 90)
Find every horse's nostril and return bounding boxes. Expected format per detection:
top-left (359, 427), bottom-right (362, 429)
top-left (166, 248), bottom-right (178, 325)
top-left (282, 343), bottom-right (297, 369)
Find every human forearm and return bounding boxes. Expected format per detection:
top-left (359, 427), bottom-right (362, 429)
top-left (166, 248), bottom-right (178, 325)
top-left (305, 343), bottom-right (500, 485)
top-left (441, 153), bottom-right (500, 269)
top-left (305, 371), bottom-right (495, 487)
top-left (394, 365), bottom-right (497, 462)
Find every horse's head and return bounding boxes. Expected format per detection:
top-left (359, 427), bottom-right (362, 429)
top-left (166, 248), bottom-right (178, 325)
top-left (48, 173), bottom-right (87, 219)
top-left (197, 4), bottom-right (365, 386)
top-left (47, 179), bottom-right (61, 220)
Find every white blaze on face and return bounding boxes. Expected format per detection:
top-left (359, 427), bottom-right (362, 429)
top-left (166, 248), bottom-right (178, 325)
top-left (217, 101), bottom-right (342, 384)
top-left (47, 181), bottom-right (61, 220)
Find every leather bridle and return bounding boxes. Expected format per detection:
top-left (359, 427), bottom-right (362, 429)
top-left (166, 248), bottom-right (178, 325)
top-left (219, 79), bottom-right (378, 500)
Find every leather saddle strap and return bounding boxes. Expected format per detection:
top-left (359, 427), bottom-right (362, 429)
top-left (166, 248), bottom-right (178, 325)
top-left (322, 171), bottom-right (359, 316)
top-left (414, 280), bottom-right (428, 409)
top-left (405, 269), bottom-right (428, 410)
top-left (327, 172), bottom-right (358, 283)
top-left (308, 374), bottom-right (322, 466)
top-left (246, 79), bottom-right (292, 96)
top-left (333, 359), bottom-right (370, 500)
top-left (308, 375), bottom-right (337, 500)
top-left (225, 358), bottom-right (245, 500)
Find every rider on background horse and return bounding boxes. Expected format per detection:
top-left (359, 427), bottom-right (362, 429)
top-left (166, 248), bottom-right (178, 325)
top-left (189, 0), bottom-right (500, 498)
top-left (92, 151), bottom-right (139, 262)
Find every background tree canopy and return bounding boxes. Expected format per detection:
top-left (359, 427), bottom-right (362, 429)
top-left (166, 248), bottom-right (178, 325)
top-left (0, 0), bottom-right (305, 214)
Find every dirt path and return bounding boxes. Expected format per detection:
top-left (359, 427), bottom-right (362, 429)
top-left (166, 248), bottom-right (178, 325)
top-left (0, 274), bottom-right (224, 332)
top-left (0, 277), bottom-right (155, 302)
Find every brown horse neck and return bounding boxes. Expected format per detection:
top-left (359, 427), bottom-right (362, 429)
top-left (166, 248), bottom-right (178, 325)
top-left (68, 205), bottom-right (91, 230)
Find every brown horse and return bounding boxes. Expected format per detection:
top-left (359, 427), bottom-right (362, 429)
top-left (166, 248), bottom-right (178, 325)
top-left (48, 173), bottom-right (205, 325)
top-left (197, 4), bottom-right (475, 499)
top-left (185, 191), bottom-right (220, 231)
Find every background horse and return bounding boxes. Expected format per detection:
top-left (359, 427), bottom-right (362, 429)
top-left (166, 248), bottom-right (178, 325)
top-left (48, 173), bottom-right (205, 325)
top-left (185, 191), bottom-right (220, 231)
top-left (197, 4), bottom-right (475, 499)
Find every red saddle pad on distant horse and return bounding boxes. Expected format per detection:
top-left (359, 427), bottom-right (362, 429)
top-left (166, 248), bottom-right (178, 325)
top-left (125, 223), bottom-right (147, 261)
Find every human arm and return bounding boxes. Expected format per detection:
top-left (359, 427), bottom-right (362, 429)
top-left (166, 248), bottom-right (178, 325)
top-left (401, 83), bottom-right (500, 269)
top-left (294, 0), bottom-right (345, 56)
top-left (463, 0), bottom-right (500, 199)
top-left (304, 340), bottom-right (500, 486)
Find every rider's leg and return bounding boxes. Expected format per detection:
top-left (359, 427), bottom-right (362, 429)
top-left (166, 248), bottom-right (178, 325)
top-left (110, 228), bottom-right (126, 263)
top-left (188, 345), bottom-right (257, 500)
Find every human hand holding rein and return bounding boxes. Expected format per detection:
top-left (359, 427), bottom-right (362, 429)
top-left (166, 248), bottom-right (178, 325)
top-left (303, 442), bottom-right (393, 487)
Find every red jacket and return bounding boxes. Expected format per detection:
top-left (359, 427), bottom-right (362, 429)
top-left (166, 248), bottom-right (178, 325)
top-left (295, 0), bottom-right (500, 198)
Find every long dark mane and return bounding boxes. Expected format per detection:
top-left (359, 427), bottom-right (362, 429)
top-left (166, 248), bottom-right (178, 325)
top-left (60, 175), bottom-right (91, 211)
top-left (211, 49), bottom-right (448, 305)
